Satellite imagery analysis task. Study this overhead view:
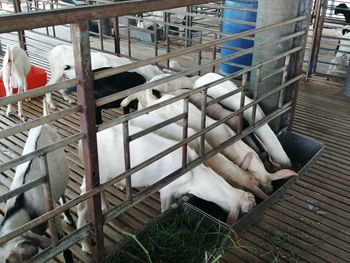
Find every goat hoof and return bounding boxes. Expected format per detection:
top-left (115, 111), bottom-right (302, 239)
top-left (49, 103), bottom-right (56, 110)
top-left (25, 98), bottom-right (31, 102)
top-left (5, 110), bottom-right (13, 117)
top-left (19, 116), bottom-right (26, 122)
top-left (68, 98), bottom-right (75, 104)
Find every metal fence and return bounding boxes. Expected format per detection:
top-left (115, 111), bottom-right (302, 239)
top-left (0, 0), bottom-right (312, 262)
top-left (306, 0), bottom-right (350, 78)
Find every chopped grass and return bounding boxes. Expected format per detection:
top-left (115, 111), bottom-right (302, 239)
top-left (103, 207), bottom-right (229, 263)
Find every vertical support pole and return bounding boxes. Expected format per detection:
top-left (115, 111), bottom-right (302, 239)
top-left (71, 22), bottom-right (104, 262)
top-left (182, 98), bottom-right (189, 168)
top-left (200, 90), bottom-right (207, 157)
top-left (251, 65), bottom-right (261, 127)
top-left (198, 31), bottom-right (202, 76)
top-left (13, 0), bottom-right (27, 50)
top-left (154, 24), bottom-right (158, 61)
top-left (127, 18), bottom-right (131, 58)
top-left (185, 5), bottom-right (193, 48)
top-left (278, 55), bottom-right (291, 109)
top-left (112, 17), bottom-right (121, 54)
top-left (238, 74), bottom-right (247, 133)
top-left (123, 121), bottom-right (132, 201)
top-left (212, 33), bottom-right (217, 73)
top-left (307, 0), bottom-right (327, 76)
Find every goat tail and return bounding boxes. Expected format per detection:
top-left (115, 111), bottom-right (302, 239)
top-left (43, 97), bottom-right (50, 117)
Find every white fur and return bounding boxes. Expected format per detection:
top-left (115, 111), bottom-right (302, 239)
top-left (193, 73), bottom-right (292, 168)
top-left (0, 124), bottom-right (71, 262)
top-left (77, 124), bottom-right (256, 253)
top-left (43, 44), bottom-right (164, 109)
top-left (1, 46), bottom-right (31, 121)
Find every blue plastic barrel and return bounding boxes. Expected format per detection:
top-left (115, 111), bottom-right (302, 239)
top-left (220, 0), bottom-right (257, 76)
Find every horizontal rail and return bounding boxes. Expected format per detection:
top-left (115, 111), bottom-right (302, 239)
top-left (0, 78), bottom-right (77, 107)
top-left (95, 28), bottom-right (305, 109)
top-left (0, 176), bottom-right (46, 203)
top-left (0, 0), bottom-right (213, 33)
top-left (0, 133), bottom-right (83, 173)
top-left (0, 105), bottom-right (81, 140)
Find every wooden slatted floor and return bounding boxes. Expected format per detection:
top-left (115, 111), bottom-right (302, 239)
top-left (222, 76), bottom-right (350, 263)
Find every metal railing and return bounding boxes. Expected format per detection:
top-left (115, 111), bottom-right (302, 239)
top-left (0, 0), bottom-right (312, 262)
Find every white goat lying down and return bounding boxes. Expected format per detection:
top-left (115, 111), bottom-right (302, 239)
top-left (121, 91), bottom-right (297, 194)
top-left (129, 114), bottom-right (268, 200)
top-left (0, 123), bottom-right (73, 262)
top-left (1, 46), bottom-right (31, 121)
top-left (193, 73), bottom-right (292, 169)
top-left (42, 44), bottom-right (164, 109)
top-left (77, 124), bottom-right (256, 253)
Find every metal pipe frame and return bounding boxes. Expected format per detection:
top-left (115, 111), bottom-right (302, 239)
top-left (0, 1), bottom-right (311, 261)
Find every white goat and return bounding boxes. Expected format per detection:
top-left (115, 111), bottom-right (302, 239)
top-left (193, 73), bottom-right (292, 169)
top-left (43, 44), bottom-right (164, 109)
top-left (77, 124), bottom-right (256, 253)
top-left (129, 114), bottom-right (267, 199)
top-left (1, 46), bottom-right (31, 121)
top-left (327, 26), bottom-right (350, 76)
top-left (0, 100), bottom-right (73, 262)
top-left (121, 91), bottom-right (297, 194)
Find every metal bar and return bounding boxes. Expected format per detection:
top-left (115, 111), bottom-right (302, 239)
top-left (13, 0), bottom-right (27, 50)
top-left (0, 0), bottom-right (216, 33)
top-left (28, 225), bottom-right (91, 263)
top-left (111, 17), bottom-right (120, 54)
top-left (40, 155), bottom-right (58, 245)
top-left (198, 3), bottom-right (257, 13)
top-left (94, 29), bottom-right (305, 107)
top-left (98, 20), bottom-right (104, 50)
top-left (200, 90), bottom-right (207, 156)
top-left (104, 102), bottom-right (294, 223)
top-left (92, 18), bottom-right (305, 82)
top-left (198, 30), bottom-right (202, 75)
top-left (127, 18), bottom-right (131, 58)
top-left (123, 120), bottom-right (132, 201)
top-left (129, 113), bottom-right (186, 141)
top-left (0, 78), bottom-right (78, 107)
top-left (278, 55), bottom-right (291, 109)
top-left (182, 98), bottom-right (189, 168)
top-left (71, 22), bottom-right (104, 262)
top-left (238, 73), bottom-right (247, 133)
top-left (0, 106), bottom-right (81, 140)
top-left (0, 176), bottom-right (46, 203)
top-left (0, 133), bottom-right (83, 174)
top-left (98, 48), bottom-right (303, 133)
top-left (212, 32), bottom-right (217, 72)
top-left (154, 23), bottom-right (158, 61)
top-left (251, 66), bottom-right (261, 127)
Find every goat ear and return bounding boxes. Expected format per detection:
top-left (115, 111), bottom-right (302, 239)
top-left (240, 152), bottom-right (253, 171)
top-left (270, 169), bottom-right (298, 181)
top-left (23, 232), bottom-right (51, 249)
top-left (16, 240), bottom-right (39, 260)
top-left (226, 206), bottom-right (239, 225)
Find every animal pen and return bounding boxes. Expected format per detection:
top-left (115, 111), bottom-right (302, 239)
top-left (0, 0), bottom-right (349, 262)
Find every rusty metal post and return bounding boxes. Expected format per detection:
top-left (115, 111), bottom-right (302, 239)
top-left (112, 17), bottom-right (121, 54)
top-left (13, 0), bottom-right (27, 50)
top-left (70, 22), bottom-right (104, 262)
top-left (122, 120), bottom-right (132, 201)
top-left (238, 73), bottom-right (247, 133)
top-left (307, 0), bottom-right (327, 76)
top-left (251, 65), bottom-right (261, 127)
top-left (182, 98), bottom-right (189, 168)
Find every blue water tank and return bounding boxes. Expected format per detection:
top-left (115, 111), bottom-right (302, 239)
top-left (220, 0), bottom-right (257, 76)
